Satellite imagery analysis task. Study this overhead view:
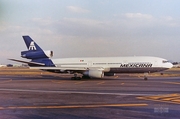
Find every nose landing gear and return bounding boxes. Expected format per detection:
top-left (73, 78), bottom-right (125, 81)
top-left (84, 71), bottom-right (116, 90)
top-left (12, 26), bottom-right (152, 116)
top-left (144, 73), bottom-right (149, 80)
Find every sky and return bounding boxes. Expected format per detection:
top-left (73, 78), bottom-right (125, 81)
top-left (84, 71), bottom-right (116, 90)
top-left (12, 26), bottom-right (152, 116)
top-left (1, 0), bottom-right (180, 64)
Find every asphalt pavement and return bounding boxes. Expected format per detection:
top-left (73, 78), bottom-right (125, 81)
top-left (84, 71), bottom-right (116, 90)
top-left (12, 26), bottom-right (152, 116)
top-left (0, 73), bottom-right (179, 119)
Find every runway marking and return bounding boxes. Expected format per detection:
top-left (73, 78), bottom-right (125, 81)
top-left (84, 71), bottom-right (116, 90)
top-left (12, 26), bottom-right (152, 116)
top-left (163, 82), bottom-right (180, 85)
top-left (137, 93), bottom-right (180, 104)
top-left (33, 103), bottom-right (60, 105)
top-left (0, 103), bottom-right (148, 110)
top-left (137, 76), bottom-right (145, 80)
top-left (119, 82), bottom-right (137, 86)
top-left (0, 79), bottom-right (12, 83)
top-left (0, 88), bottom-right (150, 96)
top-left (114, 76), bottom-right (119, 78)
top-left (97, 81), bottom-right (105, 85)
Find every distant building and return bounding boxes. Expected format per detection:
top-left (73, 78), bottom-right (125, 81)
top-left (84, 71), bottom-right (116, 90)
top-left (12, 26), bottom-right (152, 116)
top-left (0, 65), bottom-right (6, 67)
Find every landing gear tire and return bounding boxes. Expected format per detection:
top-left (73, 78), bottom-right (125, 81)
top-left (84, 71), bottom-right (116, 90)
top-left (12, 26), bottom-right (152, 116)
top-left (144, 77), bottom-right (148, 80)
top-left (71, 77), bottom-right (81, 80)
top-left (82, 76), bottom-right (91, 79)
top-left (76, 77), bottom-right (81, 80)
top-left (71, 73), bottom-right (81, 80)
top-left (71, 77), bottom-right (74, 80)
top-left (144, 73), bottom-right (148, 81)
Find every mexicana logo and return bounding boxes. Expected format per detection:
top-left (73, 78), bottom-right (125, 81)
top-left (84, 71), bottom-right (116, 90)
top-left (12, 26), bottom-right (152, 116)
top-left (28, 41), bottom-right (36, 50)
top-left (120, 63), bottom-right (152, 68)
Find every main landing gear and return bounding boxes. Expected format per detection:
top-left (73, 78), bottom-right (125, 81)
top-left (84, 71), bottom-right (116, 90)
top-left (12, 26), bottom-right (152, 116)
top-left (71, 73), bottom-right (81, 80)
top-left (71, 74), bottom-right (91, 80)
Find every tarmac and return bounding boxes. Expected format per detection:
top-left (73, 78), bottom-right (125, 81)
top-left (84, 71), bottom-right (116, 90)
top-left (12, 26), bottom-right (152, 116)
top-left (0, 68), bottom-right (180, 119)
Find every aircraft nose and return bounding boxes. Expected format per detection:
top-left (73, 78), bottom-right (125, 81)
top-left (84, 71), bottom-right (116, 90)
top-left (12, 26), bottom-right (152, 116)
top-left (167, 62), bottom-right (173, 69)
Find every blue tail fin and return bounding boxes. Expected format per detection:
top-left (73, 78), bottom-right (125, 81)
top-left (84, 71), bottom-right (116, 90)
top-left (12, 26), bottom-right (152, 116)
top-left (10, 36), bottom-right (55, 67)
top-left (22, 36), bottom-right (42, 51)
top-left (21, 36), bottom-right (53, 60)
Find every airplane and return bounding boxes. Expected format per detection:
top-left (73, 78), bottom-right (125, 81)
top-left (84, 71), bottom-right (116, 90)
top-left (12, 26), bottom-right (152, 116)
top-left (9, 36), bottom-right (173, 80)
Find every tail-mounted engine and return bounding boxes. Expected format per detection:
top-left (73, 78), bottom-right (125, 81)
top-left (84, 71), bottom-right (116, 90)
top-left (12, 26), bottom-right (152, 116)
top-left (21, 50), bottom-right (53, 59)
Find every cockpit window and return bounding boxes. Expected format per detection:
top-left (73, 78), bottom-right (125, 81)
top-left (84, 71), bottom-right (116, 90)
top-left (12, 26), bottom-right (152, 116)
top-left (162, 60), bottom-right (169, 63)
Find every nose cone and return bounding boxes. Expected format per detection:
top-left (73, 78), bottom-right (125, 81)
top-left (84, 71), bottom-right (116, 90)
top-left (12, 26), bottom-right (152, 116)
top-left (167, 62), bottom-right (173, 69)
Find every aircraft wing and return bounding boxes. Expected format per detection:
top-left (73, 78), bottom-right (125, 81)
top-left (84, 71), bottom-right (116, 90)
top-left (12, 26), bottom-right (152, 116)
top-left (29, 66), bottom-right (88, 71)
top-left (9, 59), bottom-right (45, 66)
top-left (9, 58), bottom-right (105, 72)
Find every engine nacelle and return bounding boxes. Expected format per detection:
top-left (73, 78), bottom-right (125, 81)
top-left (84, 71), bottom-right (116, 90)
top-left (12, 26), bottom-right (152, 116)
top-left (104, 72), bottom-right (115, 76)
top-left (83, 70), bottom-right (104, 78)
top-left (21, 50), bottom-right (53, 59)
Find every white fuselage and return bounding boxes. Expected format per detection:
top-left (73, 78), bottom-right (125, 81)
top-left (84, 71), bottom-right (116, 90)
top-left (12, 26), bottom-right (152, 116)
top-left (50, 56), bottom-right (173, 73)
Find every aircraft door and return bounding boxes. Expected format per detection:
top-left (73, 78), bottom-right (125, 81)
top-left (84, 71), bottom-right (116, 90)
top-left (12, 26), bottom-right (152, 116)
top-left (154, 60), bottom-right (158, 67)
top-left (88, 61), bottom-right (92, 67)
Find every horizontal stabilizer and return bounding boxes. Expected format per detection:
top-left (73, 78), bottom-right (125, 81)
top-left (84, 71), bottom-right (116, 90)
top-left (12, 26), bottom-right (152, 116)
top-left (9, 59), bottom-right (45, 66)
